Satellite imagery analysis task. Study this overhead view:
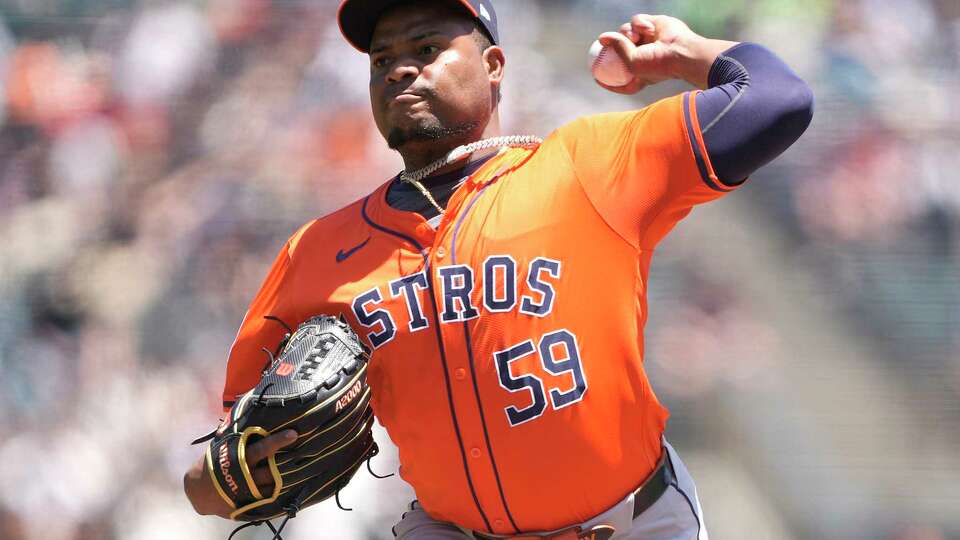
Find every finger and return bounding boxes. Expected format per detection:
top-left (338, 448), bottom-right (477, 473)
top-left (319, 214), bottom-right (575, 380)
top-left (630, 14), bottom-right (657, 34)
top-left (245, 430), bottom-right (298, 465)
top-left (629, 15), bottom-right (658, 46)
top-left (619, 23), bottom-right (637, 43)
top-left (597, 31), bottom-right (636, 67)
top-left (594, 77), bottom-right (646, 95)
top-left (252, 465), bottom-right (276, 488)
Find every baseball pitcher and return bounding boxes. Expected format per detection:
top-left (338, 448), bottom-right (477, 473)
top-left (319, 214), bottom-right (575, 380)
top-left (184, 1), bottom-right (814, 539)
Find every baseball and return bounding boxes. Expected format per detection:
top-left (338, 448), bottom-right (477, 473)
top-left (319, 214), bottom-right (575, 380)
top-left (589, 39), bottom-right (634, 87)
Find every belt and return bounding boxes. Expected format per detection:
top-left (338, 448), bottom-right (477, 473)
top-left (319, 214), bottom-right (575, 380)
top-left (631, 449), bottom-right (675, 519)
top-left (472, 451), bottom-right (675, 540)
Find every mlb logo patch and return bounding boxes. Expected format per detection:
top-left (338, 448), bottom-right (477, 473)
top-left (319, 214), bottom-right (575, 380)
top-left (479, 2), bottom-right (492, 22)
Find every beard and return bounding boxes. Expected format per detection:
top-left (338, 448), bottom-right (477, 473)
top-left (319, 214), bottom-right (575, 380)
top-left (387, 117), bottom-right (481, 150)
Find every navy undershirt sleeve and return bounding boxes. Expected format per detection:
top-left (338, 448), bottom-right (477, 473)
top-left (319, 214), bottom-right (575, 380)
top-left (694, 42), bottom-right (814, 185)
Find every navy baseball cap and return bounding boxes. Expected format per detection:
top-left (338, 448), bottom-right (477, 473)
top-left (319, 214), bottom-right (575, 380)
top-left (338, 0), bottom-right (499, 53)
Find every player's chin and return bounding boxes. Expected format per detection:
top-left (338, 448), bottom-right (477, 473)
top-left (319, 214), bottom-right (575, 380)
top-left (386, 123), bottom-right (426, 150)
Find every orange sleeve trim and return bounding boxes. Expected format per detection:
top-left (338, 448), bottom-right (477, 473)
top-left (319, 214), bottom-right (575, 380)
top-left (684, 91), bottom-right (737, 193)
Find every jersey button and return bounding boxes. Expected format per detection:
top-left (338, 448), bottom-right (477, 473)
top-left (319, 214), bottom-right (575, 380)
top-left (454, 368), bottom-right (466, 380)
top-left (495, 520), bottom-right (505, 529)
top-left (470, 448), bottom-right (481, 458)
top-left (436, 246), bottom-right (446, 259)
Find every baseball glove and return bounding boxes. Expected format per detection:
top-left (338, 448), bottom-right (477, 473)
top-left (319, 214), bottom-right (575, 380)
top-left (203, 315), bottom-right (377, 527)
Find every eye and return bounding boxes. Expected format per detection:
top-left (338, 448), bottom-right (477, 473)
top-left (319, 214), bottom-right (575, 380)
top-left (418, 45), bottom-right (440, 56)
top-left (371, 56), bottom-right (391, 69)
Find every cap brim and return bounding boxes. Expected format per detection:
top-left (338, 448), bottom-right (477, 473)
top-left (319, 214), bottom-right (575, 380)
top-left (338, 0), bottom-right (479, 53)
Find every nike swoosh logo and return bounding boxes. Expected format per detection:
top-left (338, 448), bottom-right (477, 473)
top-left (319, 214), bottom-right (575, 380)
top-left (336, 237), bottom-right (371, 263)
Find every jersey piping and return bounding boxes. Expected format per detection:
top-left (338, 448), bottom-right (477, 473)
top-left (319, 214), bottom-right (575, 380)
top-left (452, 182), bottom-right (521, 533)
top-left (360, 194), bottom-right (495, 532)
top-left (683, 92), bottom-right (734, 193)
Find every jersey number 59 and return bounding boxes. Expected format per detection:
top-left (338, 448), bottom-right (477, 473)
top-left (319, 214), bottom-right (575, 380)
top-left (494, 329), bottom-right (588, 427)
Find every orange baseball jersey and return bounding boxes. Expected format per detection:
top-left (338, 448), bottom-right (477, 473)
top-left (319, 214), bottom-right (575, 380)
top-left (222, 92), bottom-right (740, 534)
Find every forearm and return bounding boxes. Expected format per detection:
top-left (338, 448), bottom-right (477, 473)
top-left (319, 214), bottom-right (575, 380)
top-left (695, 43), bottom-right (815, 184)
top-left (594, 15), bottom-right (813, 183)
top-left (668, 35), bottom-right (740, 89)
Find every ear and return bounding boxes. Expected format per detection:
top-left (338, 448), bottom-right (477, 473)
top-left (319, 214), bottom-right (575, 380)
top-left (483, 46), bottom-right (505, 103)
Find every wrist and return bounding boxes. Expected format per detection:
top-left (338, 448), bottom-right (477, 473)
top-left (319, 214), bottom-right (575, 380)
top-left (668, 34), bottom-right (740, 89)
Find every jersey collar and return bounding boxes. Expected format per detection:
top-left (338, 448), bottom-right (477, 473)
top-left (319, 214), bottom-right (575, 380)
top-left (364, 144), bottom-right (541, 243)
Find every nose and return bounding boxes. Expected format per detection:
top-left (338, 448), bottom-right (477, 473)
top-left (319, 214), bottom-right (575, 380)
top-left (385, 60), bottom-right (420, 84)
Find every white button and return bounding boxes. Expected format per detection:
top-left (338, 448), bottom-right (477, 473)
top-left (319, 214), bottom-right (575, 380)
top-left (436, 247), bottom-right (446, 259)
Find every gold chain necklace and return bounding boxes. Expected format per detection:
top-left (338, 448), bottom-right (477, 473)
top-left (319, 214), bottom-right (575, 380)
top-left (399, 135), bottom-right (543, 216)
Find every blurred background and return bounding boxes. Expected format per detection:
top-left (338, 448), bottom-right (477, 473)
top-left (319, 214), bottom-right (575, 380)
top-left (0, 0), bottom-right (957, 538)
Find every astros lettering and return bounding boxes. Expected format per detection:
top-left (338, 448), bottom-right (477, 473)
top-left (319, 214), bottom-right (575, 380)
top-left (351, 256), bottom-right (561, 349)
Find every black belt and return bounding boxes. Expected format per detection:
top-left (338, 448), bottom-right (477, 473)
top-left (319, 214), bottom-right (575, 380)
top-left (473, 451), bottom-right (675, 540)
top-left (631, 449), bottom-right (674, 519)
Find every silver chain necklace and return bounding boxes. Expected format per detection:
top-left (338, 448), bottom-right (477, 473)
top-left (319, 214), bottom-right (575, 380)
top-left (399, 135), bottom-right (543, 216)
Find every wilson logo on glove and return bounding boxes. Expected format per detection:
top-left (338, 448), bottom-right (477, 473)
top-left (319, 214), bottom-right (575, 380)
top-left (218, 444), bottom-right (239, 495)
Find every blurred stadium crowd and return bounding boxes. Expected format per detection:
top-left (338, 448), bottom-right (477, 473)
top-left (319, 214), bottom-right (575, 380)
top-left (0, 0), bottom-right (956, 539)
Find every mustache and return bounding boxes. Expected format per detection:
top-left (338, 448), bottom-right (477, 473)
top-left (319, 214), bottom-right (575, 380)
top-left (387, 84), bottom-right (436, 100)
